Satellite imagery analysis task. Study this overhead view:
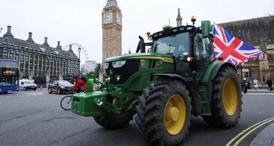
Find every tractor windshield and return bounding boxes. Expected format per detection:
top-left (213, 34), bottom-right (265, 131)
top-left (153, 32), bottom-right (190, 57)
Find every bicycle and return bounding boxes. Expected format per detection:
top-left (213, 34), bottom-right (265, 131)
top-left (60, 95), bottom-right (72, 111)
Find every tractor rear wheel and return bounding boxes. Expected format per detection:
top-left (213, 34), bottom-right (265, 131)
top-left (94, 111), bottom-right (133, 129)
top-left (202, 67), bottom-right (242, 128)
top-left (135, 80), bottom-right (191, 146)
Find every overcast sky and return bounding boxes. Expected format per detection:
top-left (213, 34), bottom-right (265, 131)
top-left (0, 0), bottom-right (273, 64)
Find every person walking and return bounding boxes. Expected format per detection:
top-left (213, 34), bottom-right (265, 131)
top-left (253, 78), bottom-right (259, 89)
top-left (266, 79), bottom-right (272, 91)
top-left (241, 78), bottom-right (248, 93)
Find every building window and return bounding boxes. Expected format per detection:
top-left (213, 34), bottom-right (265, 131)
top-left (2, 48), bottom-right (7, 58)
top-left (0, 47), bottom-right (2, 58)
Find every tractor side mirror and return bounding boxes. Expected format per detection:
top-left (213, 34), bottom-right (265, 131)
top-left (136, 36), bottom-right (145, 53)
top-left (179, 52), bottom-right (189, 61)
top-left (179, 52), bottom-right (194, 63)
top-left (201, 21), bottom-right (211, 38)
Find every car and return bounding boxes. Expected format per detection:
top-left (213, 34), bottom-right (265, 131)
top-left (48, 80), bottom-right (73, 94)
top-left (19, 79), bottom-right (37, 91)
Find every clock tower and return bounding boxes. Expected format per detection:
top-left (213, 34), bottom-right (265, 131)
top-left (102, 0), bottom-right (122, 63)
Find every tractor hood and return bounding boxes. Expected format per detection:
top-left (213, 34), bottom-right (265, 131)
top-left (105, 53), bottom-right (174, 63)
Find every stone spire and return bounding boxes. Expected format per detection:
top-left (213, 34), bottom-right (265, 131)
top-left (4, 25), bottom-right (14, 38)
top-left (176, 8), bottom-right (182, 27)
top-left (105, 0), bottom-right (119, 9)
top-left (27, 32), bottom-right (34, 43)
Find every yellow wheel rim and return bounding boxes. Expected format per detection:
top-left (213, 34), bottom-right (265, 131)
top-left (164, 94), bottom-right (186, 135)
top-left (222, 79), bottom-right (238, 116)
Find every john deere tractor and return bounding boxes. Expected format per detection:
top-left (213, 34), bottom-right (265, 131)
top-left (72, 20), bottom-right (242, 146)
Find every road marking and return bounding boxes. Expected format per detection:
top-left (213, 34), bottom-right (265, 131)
top-left (226, 118), bottom-right (272, 146)
top-left (234, 118), bottom-right (274, 146)
top-left (226, 117), bottom-right (274, 146)
top-left (21, 92), bottom-right (47, 96)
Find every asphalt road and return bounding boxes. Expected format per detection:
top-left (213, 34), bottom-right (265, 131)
top-left (0, 89), bottom-right (273, 146)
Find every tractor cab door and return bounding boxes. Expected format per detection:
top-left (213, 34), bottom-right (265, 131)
top-left (193, 33), bottom-right (211, 80)
top-left (173, 33), bottom-right (193, 79)
top-left (175, 56), bottom-right (193, 79)
top-left (190, 33), bottom-right (212, 114)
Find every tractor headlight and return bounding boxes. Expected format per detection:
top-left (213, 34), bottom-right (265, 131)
top-left (112, 60), bottom-right (126, 68)
top-left (115, 75), bottom-right (121, 81)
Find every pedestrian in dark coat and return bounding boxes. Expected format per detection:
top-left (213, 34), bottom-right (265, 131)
top-left (266, 79), bottom-right (272, 91)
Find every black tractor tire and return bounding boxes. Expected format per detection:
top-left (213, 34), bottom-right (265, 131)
top-left (135, 80), bottom-right (191, 146)
top-left (202, 67), bottom-right (242, 128)
top-left (94, 111), bottom-right (133, 129)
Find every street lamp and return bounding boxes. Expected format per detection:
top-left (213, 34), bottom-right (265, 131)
top-left (78, 47), bottom-right (81, 74)
top-left (78, 47), bottom-right (81, 60)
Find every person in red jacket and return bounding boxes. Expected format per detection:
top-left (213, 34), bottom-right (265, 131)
top-left (72, 75), bottom-right (86, 93)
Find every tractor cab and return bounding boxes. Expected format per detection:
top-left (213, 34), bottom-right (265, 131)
top-left (138, 21), bottom-right (213, 80)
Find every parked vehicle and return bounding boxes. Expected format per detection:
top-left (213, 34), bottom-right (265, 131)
top-left (48, 80), bottom-right (73, 94)
top-left (19, 79), bottom-right (37, 91)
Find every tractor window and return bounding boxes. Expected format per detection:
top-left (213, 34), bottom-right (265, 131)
top-left (154, 33), bottom-right (190, 57)
top-left (194, 34), bottom-right (209, 60)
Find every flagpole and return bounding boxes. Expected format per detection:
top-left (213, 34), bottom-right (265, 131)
top-left (240, 65), bottom-right (243, 79)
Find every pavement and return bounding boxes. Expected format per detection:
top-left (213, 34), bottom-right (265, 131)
top-left (247, 88), bottom-right (274, 93)
top-left (245, 89), bottom-right (274, 146)
top-left (1, 88), bottom-right (274, 146)
top-left (250, 122), bottom-right (274, 146)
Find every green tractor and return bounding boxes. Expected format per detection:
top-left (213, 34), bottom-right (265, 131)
top-left (72, 20), bottom-right (242, 146)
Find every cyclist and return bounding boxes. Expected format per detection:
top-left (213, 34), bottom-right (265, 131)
top-left (72, 75), bottom-right (86, 93)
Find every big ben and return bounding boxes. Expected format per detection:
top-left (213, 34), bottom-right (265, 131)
top-left (102, 0), bottom-right (122, 63)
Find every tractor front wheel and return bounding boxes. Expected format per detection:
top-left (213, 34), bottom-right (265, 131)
top-left (202, 67), bottom-right (242, 128)
top-left (94, 111), bottom-right (132, 129)
top-left (135, 80), bottom-right (191, 146)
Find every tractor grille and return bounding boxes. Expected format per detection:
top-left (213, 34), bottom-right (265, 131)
top-left (106, 59), bottom-right (140, 84)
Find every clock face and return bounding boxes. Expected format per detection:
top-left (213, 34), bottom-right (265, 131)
top-left (103, 13), bottom-right (112, 24)
top-left (116, 13), bottom-right (122, 25)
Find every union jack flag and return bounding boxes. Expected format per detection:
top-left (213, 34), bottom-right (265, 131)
top-left (212, 24), bottom-right (263, 66)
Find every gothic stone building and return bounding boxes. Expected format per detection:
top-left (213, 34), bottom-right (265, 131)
top-left (0, 26), bottom-right (80, 83)
top-left (221, 16), bottom-right (274, 82)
